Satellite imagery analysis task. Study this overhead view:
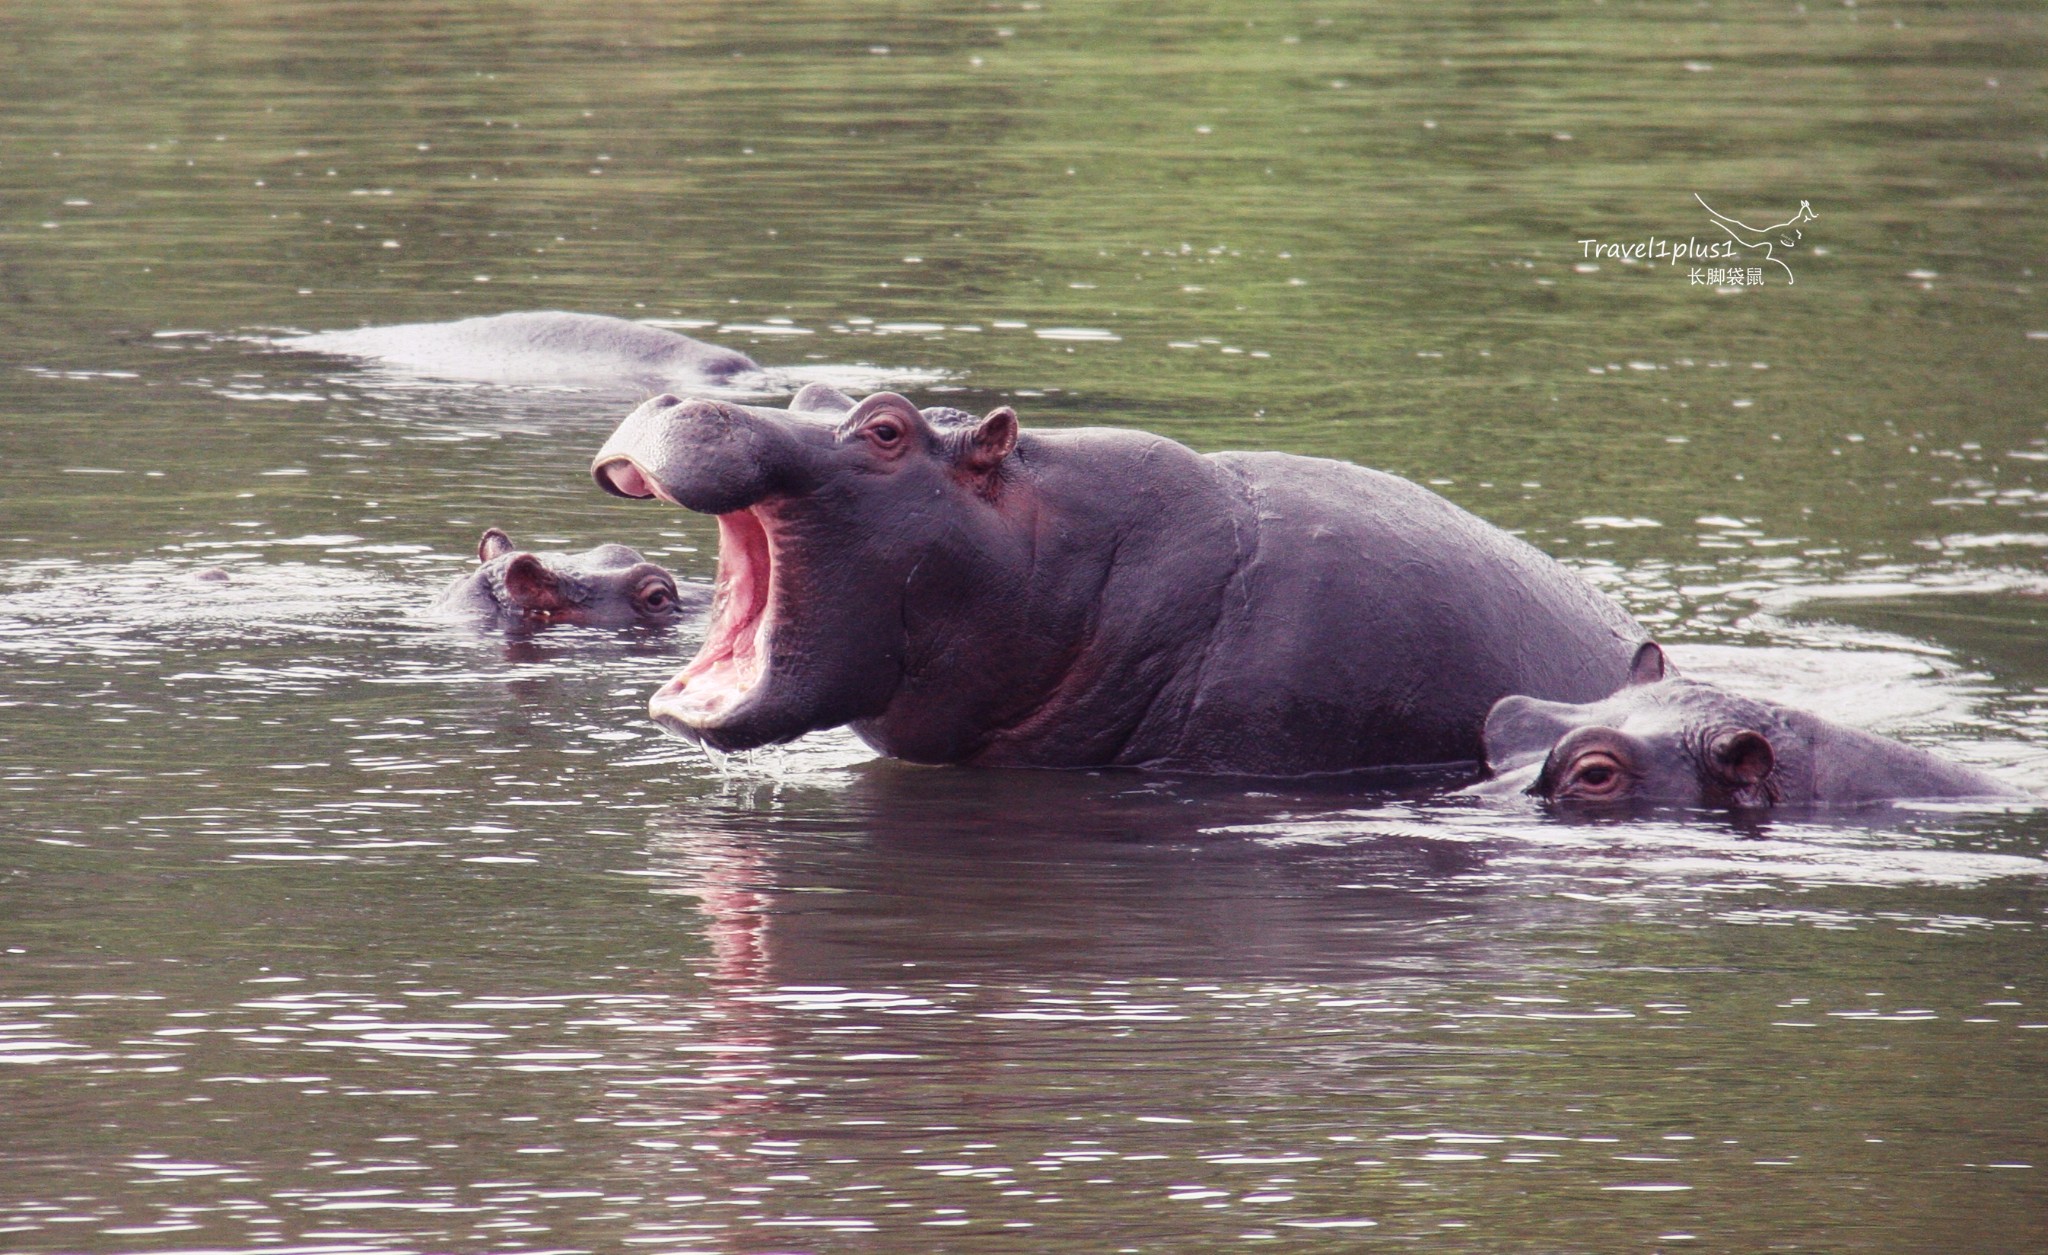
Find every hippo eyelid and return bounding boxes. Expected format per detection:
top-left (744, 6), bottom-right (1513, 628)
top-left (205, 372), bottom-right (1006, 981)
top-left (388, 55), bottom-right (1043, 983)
top-left (839, 409), bottom-right (925, 462)
top-left (1532, 727), bottom-right (1638, 796)
top-left (840, 414), bottom-right (908, 446)
top-left (836, 392), bottom-right (925, 440)
top-left (1558, 749), bottom-right (1630, 798)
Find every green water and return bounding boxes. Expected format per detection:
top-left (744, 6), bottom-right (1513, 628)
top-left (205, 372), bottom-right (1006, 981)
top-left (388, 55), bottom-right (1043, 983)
top-left (3, 1), bottom-right (2047, 1251)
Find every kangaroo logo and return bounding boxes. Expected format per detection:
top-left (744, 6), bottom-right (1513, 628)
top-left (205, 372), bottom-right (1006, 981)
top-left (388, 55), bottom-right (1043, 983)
top-left (1695, 195), bottom-right (1816, 284)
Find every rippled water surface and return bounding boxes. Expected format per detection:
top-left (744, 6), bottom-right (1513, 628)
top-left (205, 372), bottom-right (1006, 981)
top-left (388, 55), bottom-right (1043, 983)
top-left (5, 1), bottom-right (2048, 1251)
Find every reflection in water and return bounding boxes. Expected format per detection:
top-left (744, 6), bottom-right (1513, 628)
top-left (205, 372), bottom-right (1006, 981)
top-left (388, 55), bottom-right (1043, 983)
top-left (649, 768), bottom-right (1501, 987)
top-left (579, 776), bottom-right (2048, 1248)
top-left (645, 758), bottom-right (2048, 998)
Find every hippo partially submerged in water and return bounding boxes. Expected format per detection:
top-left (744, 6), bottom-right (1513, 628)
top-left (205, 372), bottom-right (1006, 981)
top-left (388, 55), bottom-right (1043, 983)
top-left (590, 387), bottom-right (1647, 776)
top-left (291, 311), bottom-right (759, 390)
top-left (429, 528), bottom-right (704, 628)
top-left (1475, 642), bottom-right (2027, 808)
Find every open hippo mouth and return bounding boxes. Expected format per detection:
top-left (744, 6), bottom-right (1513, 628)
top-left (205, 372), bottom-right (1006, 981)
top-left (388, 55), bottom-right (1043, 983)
top-left (649, 507), bottom-right (777, 737)
top-left (593, 390), bottom-right (933, 753)
top-left (592, 450), bottom-right (786, 745)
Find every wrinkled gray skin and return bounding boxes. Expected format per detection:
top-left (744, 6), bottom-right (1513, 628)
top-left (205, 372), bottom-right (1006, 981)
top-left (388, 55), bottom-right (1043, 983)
top-left (589, 386), bottom-right (1647, 776)
top-left (429, 528), bottom-right (704, 629)
top-left (1475, 642), bottom-right (2028, 807)
top-left (291, 311), bottom-right (759, 390)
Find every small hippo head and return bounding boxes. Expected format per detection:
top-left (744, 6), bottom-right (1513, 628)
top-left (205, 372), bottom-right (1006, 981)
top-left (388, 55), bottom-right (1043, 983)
top-left (431, 528), bottom-right (693, 629)
top-left (1477, 642), bottom-right (1788, 810)
top-left (590, 384), bottom-right (1021, 753)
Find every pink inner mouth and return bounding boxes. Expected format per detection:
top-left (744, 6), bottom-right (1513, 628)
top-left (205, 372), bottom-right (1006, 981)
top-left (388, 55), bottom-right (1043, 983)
top-left (651, 508), bottom-right (774, 727)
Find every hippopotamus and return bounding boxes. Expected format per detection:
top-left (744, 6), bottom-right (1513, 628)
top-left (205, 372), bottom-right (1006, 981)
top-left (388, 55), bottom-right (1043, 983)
top-left (1475, 642), bottom-right (2028, 807)
top-left (588, 386), bottom-right (1647, 776)
top-left (290, 311), bottom-right (759, 390)
top-left (428, 528), bottom-right (704, 628)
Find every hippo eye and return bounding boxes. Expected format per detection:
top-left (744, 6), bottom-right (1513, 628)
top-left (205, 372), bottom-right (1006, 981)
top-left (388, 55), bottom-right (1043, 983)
top-left (865, 419), bottom-right (903, 447)
top-left (636, 578), bottom-right (678, 613)
top-left (1560, 751), bottom-right (1629, 800)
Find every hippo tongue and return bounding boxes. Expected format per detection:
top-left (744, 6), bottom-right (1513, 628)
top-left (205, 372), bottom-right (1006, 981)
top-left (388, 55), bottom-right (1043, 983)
top-left (651, 507), bottom-right (775, 734)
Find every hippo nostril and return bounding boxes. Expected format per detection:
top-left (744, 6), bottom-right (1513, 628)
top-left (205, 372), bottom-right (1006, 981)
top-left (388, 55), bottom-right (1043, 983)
top-left (595, 457), bottom-right (656, 500)
top-left (651, 393), bottom-right (682, 409)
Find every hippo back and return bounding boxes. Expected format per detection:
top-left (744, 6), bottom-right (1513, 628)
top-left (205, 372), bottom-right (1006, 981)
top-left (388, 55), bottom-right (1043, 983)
top-left (1130, 452), bottom-right (1643, 774)
top-left (292, 311), bottom-right (759, 389)
top-left (1784, 708), bottom-right (2024, 803)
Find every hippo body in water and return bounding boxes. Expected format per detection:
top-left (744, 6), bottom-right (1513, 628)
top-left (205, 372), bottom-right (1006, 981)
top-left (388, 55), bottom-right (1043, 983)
top-left (590, 387), bottom-right (1647, 777)
top-left (291, 311), bottom-right (759, 390)
top-left (430, 528), bottom-right (705, 629)
top-left (1476, 642), bottom-right (2027, 808)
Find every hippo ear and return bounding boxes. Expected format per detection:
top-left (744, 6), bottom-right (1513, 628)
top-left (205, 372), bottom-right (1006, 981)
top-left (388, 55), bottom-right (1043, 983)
top-left (479, 528), bottom-right (515, 563)
top-left (1708, 729), bottom-right (1775, 786)
top-left (1626, 641), bottom-right (1667, 686)
top-left (1482, 695), bottom-right (1583, 774)
top-left (961, 406), bottom-right (1019, 476)
top-left (790, 382), bottom-right (857, 415)
top-left (501, 553), bottom-right (569, 614)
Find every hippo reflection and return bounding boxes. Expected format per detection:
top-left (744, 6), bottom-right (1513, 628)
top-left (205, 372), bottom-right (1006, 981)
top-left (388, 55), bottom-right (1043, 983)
top-left (1475, 642), bottom-right (2028, 809)
top-left (429, 527), bottom-right (705, 629)
top-left (643, 761), bottom-right (1505, 988)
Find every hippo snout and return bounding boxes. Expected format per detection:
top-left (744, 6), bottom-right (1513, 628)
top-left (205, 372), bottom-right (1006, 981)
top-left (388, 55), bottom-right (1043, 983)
top-left (593, 394), bottom-right (808, 515)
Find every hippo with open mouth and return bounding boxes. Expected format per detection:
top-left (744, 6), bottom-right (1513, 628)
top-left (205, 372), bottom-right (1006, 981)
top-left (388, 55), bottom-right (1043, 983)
top-left (1474, 641), bottom-right (2028, 807)
top-left (429, 527), bottom-right (704, 629)
top-left (590, 386), bottom-right (1647, 776)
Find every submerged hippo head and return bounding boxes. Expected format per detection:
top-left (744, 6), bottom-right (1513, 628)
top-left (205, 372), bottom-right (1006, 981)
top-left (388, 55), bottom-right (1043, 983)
top-left (591, 385), bottom-right (1022, 754)
top-left (430, 528), bottom-right (696, 629)
top-left (1477, 642), bottom-right (2024, 809)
